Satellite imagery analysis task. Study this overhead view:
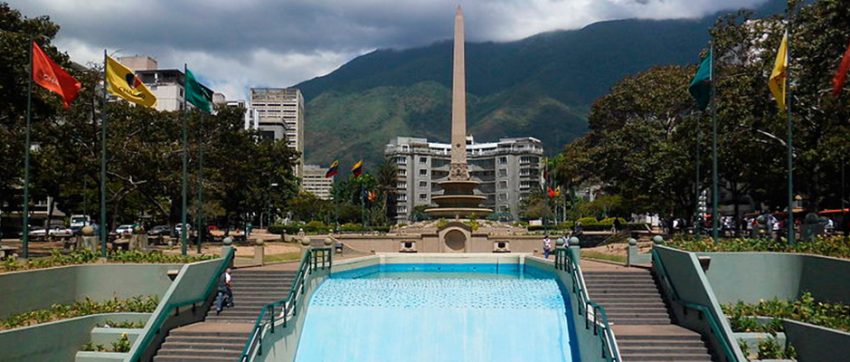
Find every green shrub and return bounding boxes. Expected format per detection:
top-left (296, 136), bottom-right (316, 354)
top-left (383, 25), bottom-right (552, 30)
top-left (304, 220), bottom-right (329, 233)
top-left (668, 235), bottom-right (850, 259)
top-left (576, 217), bottom-right (599, 225)
top-left (2, 295), bottom-right (159, 330)
top-left (112, 333), bottom-right (131, 353)
top-left (340, 223), bottom-right (364, 232)
top-left (267, 224), bottom-right (287, 234)
top-left (722, 292), bottom-right (850, 333)
top-left (1, 250), bottom-right (216, 273)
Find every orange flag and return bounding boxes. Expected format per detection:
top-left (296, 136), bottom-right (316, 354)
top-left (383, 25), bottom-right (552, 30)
top-left (833, 40), bottom-right (850, 97)
top-left (31, 41), bottom-right (81, 108)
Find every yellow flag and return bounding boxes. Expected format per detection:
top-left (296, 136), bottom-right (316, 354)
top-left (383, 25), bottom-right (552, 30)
top-left (768, 32), bottom-right (788, 112)
top-left (105, 55), bottom-right (157, 108)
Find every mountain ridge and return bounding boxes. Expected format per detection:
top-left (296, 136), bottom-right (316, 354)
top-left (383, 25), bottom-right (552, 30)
top-left (297, 0), bottom-right (785, 173)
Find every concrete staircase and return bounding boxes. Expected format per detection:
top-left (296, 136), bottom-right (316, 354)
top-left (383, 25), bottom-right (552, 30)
top-left (584, 269), bottom-right (714, 361)
top-left (153, 268), bottom-right (297, 362)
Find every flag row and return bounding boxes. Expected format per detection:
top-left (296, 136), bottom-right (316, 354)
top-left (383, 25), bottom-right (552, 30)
top-left (29, 42), bottom-right (212, 113)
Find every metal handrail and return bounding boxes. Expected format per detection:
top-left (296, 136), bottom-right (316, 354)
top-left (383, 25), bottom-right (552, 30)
top-left (239, 248), bottom-right (332, 361)
top-left (555, 248), bottom-right (621, 361)
top-left (650, 248), bottom-right (738, 362)
top-left (129, 247), bottom-right (235, 362)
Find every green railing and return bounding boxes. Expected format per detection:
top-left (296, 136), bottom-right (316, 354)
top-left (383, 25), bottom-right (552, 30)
top-left (239, 247), bottom-right (332, 361)
top-left (129, 247), bottom-right (235, 362)
top-left (650, 248), bottom-right (738, 362)
top-left (554, 248), bottom-right (621, 362)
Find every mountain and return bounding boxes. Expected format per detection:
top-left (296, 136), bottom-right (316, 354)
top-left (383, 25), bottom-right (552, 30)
top-left (297, 0), bottom-right (785, 173)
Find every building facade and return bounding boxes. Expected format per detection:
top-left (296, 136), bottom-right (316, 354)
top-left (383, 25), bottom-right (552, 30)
top-left (249, 88), bottom-right (305, 177)
top-left (119, 56), bottom-right (213, 112)
top-left (302, 164), bottom-right (334, 200)
top-left (385, 136), bottom-right (544, 223)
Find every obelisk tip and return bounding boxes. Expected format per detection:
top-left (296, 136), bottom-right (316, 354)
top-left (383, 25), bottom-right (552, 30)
top-left (456, 5), bottom-right (462, 15)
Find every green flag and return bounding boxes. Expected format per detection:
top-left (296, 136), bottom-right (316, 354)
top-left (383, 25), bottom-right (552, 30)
top-left (688, 50), bottom-right (712, 111)
top-left (185, 67), bottom-right (212, 113)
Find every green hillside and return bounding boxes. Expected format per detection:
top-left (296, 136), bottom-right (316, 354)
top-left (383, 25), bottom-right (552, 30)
top-left (299, 0), bottom-right (785, 173)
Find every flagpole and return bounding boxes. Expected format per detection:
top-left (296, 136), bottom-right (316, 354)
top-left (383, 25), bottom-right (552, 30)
top-left (22, 39), bottom-right (34, 259)
top-left (710, 42), bottom-right (720, 241)
top-left (180, 63), bottom-right (188, 255)
top-left (100, 49), bottom-right (108, 257)
top-left (785, 29), bottom-right (796, 245)
top-left (196, 114), bottom-right (204, 254)
top-left (695, 110), bottom-right (701, 238)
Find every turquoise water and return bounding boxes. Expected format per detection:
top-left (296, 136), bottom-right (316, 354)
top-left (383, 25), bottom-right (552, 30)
top-left (294, 264), bottom-right (577, 362)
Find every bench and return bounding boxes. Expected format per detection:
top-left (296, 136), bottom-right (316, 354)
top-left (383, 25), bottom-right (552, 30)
top-left (0, 246), bottom-right (18, 259)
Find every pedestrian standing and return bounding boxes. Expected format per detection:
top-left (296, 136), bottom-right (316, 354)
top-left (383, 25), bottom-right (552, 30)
top-left (542, 235), bottom-right (552, 259)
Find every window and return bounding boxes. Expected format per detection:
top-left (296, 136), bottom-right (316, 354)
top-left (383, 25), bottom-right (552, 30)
top-left (419, 181), bottom-right (427, 188)
top-left (419, 156), bottom-right (427, 164)
top-left (498, 156), bottom-right (508, 164)
top-left (397, 182), bottom-right (407, 189)
top-left (498, 169), bottom-right (507, 177)
top-left (398, 169), bottom-right (407, 176)
top-left (419, 169), bottom-right (427, 176)
top-left (419, 194), bottom-right (428, 200)
top-left (396, 157), bottom-right (407, 164)
top-left (499, 181), bottom-right (507, 189)
top-left (498, 193), bottom-right (508, 201)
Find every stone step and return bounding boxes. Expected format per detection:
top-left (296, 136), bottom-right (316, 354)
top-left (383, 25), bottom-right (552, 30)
top-left (617, 334), bottom-right (703, 341)
top-left (609, 318), bottom-right (672, 325)
top-left (154, 355), bottom-right (235, 362)
top-left (157, 348), bottom-right (242, 358)
top-left (620, 346), bottom-right (708, 354)
top-left (619, 353), bottom-right (713, 361)
top-left (169, 330), bottom-right (249, 338)
top-left (165, 336), bottom-right (246, 345)
top-left (618, 340), bottom-right (706, 348)
top-left (605, 311), bottom-right (670, 319)
top-left (161, 341), bottom-right (244, 351)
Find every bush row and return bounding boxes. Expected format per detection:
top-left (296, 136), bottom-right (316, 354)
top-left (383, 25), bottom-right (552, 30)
top-left (722, 292), bottom-right (850, 333)
top-left (668, 236), bottom-right (850, 259)
top-left (1, 295), bottom-right (159, 330)
top-left (1, 249), bottom-right (217, 273)
top-left (267, 222), bottom-right (390, 235)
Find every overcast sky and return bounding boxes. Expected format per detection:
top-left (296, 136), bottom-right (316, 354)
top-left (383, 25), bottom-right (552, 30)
top-left (11, 0), bottom-right (767, 101)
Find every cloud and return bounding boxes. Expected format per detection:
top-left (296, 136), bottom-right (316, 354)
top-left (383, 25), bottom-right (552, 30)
top-left (10, 0), bottom-right (768, 100)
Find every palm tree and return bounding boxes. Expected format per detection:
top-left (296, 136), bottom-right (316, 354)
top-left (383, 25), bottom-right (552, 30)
top-left (376, 159), bottom-right (398, 226)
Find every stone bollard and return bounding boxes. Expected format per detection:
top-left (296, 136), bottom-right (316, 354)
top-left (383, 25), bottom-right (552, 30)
top-left (253, 238), bottom-right (265, 266)
top-left (626, 238), bottom-right (638, 267)
top-left (652, 235), bottom-right (665, 245)
top-left (222, 236), bottom-right (234, 267)
top-left (568, 236), bottom-right (581, 262)
top-left (300, 235), bottom-right (312, 257)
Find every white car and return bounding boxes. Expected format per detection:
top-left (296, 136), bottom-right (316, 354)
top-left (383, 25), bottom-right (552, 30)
top-left (115, 225), bottom-right (134, 235)
top-left (174, 223), bottom-right (191, 237)
top-left (48, 227), bottom-right (74, 238)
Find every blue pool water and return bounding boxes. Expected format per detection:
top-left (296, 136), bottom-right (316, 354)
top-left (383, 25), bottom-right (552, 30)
top-left (294, 264), bottom-right (577, 362)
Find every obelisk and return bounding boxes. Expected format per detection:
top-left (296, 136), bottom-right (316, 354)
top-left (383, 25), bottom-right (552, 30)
top-left (424, 6), bottom-right (491, 219)
top-left (449, 6), bottom-right (469, 181)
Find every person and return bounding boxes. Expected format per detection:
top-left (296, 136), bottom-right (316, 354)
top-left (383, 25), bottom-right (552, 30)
top-left (613, 218), bottom-right (622, 233)
top-left (216, 268), bottom-right (233, 315)
top-left (542, 235), bottom-right (552, 259)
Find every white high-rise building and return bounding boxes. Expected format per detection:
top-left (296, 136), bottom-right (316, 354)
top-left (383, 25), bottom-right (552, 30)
top-left (250, 88), bottom-right (305, 177)
top-left (302, 164), bottom-right (334, 200)
top-left (386, 136), bottom-right (544, 223)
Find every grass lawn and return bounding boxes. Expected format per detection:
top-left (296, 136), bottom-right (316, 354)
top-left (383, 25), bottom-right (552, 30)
top-left (263, 251), bottom-right (302, 263)
top-left (581, 250), bottom-right (626, 264)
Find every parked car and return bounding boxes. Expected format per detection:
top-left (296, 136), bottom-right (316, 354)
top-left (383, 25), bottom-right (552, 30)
top-left (27, 226), bottom-right (47, 238)
top-left (114, 224), bottom-right (134, 236)
top-left (48, 226), bottom-right (74, 238)
top-left (147, 225), bottom-right (171, 237)
top-left (173, 223), bottom-right (191, 237)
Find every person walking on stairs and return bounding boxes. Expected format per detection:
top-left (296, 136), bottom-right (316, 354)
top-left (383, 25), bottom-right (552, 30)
top-left (216, 268), bottom-right (234, 315)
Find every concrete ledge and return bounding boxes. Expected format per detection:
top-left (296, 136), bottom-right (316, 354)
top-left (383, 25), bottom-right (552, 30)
top-left (75, 351), bottom-right (128, 362)
top-left (90, 327), bottom-right (142, 345)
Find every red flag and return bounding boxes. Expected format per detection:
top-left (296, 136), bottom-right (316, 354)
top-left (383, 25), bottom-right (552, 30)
top-left (31, 41), bottom-right (81, 108)
top-left (833, 41), bottom-right (850, 97)
top-left (547, 187), bottom-right (556, 199)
